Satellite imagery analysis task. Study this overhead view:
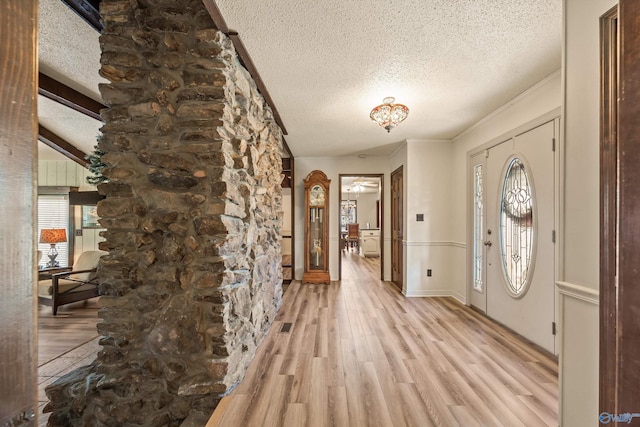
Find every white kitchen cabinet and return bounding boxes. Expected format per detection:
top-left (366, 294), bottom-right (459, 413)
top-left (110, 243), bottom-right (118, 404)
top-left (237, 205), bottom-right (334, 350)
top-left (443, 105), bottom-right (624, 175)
top-left (359, 229), bottom-right (380, 257)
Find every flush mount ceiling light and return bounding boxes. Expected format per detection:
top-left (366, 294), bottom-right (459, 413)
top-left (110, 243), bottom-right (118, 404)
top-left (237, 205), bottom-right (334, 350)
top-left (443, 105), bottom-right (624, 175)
top-left (370, 96), bottom-right (409, 132)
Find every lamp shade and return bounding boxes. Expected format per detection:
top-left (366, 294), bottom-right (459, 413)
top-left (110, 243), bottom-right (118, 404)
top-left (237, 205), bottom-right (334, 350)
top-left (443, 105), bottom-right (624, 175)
top-left (39, 228), bottom-right (67, 244)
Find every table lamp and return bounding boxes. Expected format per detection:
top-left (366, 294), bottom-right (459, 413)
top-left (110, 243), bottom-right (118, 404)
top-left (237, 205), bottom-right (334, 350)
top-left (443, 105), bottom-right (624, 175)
top-left (39, 228), bottom-right (67, 268)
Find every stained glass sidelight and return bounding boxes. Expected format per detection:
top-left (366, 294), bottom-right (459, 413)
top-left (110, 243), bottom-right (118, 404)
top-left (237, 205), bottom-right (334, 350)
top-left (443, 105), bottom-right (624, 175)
top-left (499, 157), bottom-right (535, 296)
top-left (473, 164), bottom-right (484, 291)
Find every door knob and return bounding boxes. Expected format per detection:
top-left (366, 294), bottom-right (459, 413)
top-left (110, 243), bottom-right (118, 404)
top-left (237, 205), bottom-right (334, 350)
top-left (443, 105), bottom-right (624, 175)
top-left (483, 240), bottom-right (492, 247)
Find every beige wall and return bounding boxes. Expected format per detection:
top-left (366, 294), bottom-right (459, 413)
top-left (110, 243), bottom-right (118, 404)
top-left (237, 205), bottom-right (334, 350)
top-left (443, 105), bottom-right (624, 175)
top-left (403, 139), bottom-right (458, 298)
top-left (341, 191), bottom-right (378, 229)
top-left (295, 156), bottom-right (391, 281)
top-left (559, 0), bottom-right (616, 425)
top-left (563, 0), bottom-right (615, 290)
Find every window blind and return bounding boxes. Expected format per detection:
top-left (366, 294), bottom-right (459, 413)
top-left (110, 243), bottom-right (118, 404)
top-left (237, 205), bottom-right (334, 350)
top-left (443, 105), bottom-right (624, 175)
top-left (37, 194), bottom-right (69, 268)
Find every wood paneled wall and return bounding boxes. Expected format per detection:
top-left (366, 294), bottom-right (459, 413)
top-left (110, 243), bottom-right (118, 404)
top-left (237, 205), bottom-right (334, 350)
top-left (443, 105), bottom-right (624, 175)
top-left (38, 160), bottom-right (104, 261)
top-left (38, 160), bottom-right (89, 188)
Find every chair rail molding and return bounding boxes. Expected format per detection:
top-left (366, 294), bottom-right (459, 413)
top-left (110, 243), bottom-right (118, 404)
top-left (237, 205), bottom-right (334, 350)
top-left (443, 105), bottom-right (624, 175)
top-left (556, 281), bottom-right (600, 305)
top-left (404, 241), bottom-right (466, 248)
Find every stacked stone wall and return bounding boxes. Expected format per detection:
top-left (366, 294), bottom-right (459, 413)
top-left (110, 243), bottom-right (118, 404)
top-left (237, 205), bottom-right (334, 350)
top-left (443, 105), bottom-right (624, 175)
top-left (45, 1), bottom-right (283, 425)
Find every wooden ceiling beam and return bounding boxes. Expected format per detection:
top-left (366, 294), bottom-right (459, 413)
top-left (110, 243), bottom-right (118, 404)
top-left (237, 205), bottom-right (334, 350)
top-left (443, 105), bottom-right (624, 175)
top-left (38, 124), bottom-right (88, 167)
top-left (60, 0), bottom-right (102, 32)
top-left (38, 72), bottom-right (104, 121)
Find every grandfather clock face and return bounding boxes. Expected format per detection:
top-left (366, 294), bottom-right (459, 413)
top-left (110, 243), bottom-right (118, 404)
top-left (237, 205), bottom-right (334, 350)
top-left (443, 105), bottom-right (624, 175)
top-left (310, 185), bottom-right (325, 206)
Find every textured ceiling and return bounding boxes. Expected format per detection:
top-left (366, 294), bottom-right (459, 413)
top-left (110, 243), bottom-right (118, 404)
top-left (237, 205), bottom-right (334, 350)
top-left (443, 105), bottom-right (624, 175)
top-left (216, 0), bottom-right (562, 157)
top-left (39, 0), bottom-right (105, 101)
top-left (38, 0), bottom-right (106, 159)
top-left (37, 0), bottom-right (561, 160)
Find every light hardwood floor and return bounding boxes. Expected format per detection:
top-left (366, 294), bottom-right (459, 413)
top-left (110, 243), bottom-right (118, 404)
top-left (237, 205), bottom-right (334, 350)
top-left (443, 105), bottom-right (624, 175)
top-left (208, 251), bottom-right (558, 427)
top-left (36, 252), bottom-right (558, 426)
top-left (37, 299), bottom-right (100, 426)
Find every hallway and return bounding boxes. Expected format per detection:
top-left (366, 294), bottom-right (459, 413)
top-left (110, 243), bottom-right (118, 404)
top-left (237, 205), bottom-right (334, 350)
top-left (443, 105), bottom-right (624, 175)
top-left (209, 252), bottom-right (558, 426)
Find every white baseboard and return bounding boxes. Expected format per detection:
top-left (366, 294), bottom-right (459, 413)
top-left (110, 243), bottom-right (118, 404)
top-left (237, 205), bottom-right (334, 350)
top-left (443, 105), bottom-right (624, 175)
top-left (403, 289), bottom-right (466, 304)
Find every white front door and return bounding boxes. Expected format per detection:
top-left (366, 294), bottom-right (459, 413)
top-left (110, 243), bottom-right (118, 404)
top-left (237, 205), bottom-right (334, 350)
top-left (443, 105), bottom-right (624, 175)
top-left (483, 120), bottom-right (556, 353)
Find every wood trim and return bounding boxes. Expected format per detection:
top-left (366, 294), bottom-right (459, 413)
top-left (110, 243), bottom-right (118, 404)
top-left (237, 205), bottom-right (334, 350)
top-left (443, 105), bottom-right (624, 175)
top-left (68, 189), bottom-right (76, 268)
top-left (281, 158), bottom-right (292, 188)
top-left (616, 0), bottom-right (640, 415)
top-left (38, 72), bottom-right (104, 121)
top-left (391, 166), bottom-right (403, 291)
top-left (68, 191), bottom-right (105, 206)
top-left (379, 174), bottom-right (385, 282)
top-left (337, 173), bottom-right (385, 282)
top-left (201, 0), bottom-right (229, 34)
top-left (38, 186), bottom-right (73, 196)
top-left (38, 124), bottom-right (88, 167)
top-left (599, 5), bottom-right (618, 416)
top-left (290, 157), bottom-right (295, 281)
top-left (60, 0), bottom-right (102, 32)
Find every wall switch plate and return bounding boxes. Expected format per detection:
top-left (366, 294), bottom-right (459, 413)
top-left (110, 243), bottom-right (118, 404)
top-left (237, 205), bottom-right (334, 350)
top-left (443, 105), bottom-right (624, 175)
top-left (416, 214), bottom-right (424, 221)
top-left (427, 269), bottom-right (432, 277)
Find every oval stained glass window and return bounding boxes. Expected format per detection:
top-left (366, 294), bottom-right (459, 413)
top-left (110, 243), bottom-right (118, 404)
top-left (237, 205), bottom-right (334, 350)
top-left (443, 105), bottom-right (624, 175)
top-left (499, 157), bottom-right (535, 296)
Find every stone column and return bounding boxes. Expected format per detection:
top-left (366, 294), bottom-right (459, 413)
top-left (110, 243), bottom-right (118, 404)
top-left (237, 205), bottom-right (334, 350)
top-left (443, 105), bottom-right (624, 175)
top-left (45, 1), bottom-right (283, 425)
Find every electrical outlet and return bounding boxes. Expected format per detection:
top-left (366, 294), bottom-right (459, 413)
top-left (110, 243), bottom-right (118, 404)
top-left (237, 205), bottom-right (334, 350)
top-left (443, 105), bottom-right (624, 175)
top-left (427, 269), bottom-right (432, 277)
top-left (75, 229), bottom-right (83, 237)
top-left (416, 214), bottom-right (424, 221)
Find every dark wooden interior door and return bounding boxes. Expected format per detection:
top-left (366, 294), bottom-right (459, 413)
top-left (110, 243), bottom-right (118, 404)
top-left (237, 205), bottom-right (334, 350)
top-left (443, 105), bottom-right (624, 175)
top-left (391, 166), bottom-right (403, 291)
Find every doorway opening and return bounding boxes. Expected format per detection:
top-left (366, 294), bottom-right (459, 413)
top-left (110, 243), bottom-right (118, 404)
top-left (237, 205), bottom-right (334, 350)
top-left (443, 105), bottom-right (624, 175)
top-left (338, 174), bottom-right (384, 281)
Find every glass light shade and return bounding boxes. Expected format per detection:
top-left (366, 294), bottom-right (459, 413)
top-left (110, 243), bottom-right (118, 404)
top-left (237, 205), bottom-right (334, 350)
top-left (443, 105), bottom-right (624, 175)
top-left (370, 97), bottom-right (409, 132)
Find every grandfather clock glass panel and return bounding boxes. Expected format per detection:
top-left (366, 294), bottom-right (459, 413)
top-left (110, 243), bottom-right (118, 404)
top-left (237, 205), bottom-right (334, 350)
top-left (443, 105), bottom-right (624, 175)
top-left (303, 170), bottom-right (330, 284)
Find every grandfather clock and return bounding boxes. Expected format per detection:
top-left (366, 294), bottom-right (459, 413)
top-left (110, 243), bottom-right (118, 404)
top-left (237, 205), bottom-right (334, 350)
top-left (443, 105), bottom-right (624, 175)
top-left (303, 170), bottom-right (331, 284)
